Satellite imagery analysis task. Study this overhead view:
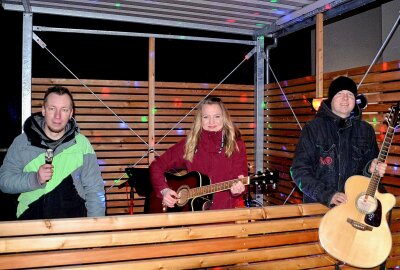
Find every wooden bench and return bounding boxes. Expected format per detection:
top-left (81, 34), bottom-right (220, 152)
top-left (1, 201), bottom-right (399, 269)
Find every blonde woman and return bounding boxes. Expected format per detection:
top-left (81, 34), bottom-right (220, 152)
top-left (150, 96), bottom-right (248, 211)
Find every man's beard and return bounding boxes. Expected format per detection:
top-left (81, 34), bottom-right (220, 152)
top-left (48, 125), bottom-right (65, 134)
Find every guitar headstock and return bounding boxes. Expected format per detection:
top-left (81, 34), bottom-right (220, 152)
top-left (385, 102), bottom-right (400, 129)
top-left (250, 170), bottom-right (279, 188)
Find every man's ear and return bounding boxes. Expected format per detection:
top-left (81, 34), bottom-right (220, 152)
top-left (42, 106), bottom-right (45, 116)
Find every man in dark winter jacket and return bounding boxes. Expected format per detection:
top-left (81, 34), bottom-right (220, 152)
top-left (291, 76), bottom-right (387, 207)
top-left (0, 86), bottom-right (105, 219)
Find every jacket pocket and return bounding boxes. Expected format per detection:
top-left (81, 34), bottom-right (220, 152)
top-left (352, 142), bottom-right (371, 174)
top-left (352, 144), bottom-right (371, 161)
top-left (316, 143), bottom-right (336, 172)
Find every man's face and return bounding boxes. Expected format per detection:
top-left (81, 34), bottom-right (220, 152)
top-left (201, 104), bottom-right (224, 132)
top-left (331, 90), bottom-right (356, 118)
top-left (42, 93), bottom-right (73, 139)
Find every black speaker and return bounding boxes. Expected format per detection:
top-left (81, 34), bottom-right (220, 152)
top-left (125, 167), bottom-right (153, 197)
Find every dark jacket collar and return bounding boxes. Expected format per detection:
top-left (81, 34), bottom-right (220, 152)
top-left (24, 112), bottom-right (78, 149)
top-left (316, 101), bottom-right (361, 129)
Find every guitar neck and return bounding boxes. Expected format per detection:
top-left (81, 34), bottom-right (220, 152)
top-left (188, 177), bottom-right (250, 199)
top-left (367, 126), bottom-right (395, 196)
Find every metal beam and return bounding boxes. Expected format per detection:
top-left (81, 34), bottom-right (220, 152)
top-left (21, 12), bottom-right (33, 128)
top-left (254, 36), bottom-right (265, 173)
top-left (2, 3), bottom-right (256, 36)
top-left (33, 26), bottom-right (256, 45)
top-left (255, 0), bottom-right (377, 37)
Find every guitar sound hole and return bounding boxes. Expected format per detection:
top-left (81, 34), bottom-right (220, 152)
top-left (176, 187), bottom-right (190, 206)
top-left (355, 193), bottom-right (377, 214)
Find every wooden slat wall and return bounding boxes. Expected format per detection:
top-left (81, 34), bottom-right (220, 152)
top-left (31, 60), bottom-right (399, 214)
top-left (0, 201), bottom-right (399, 269)
top-left (31, 79), bottom-right (255, 215)
top-left (265, 60), bottom-right (400, 205)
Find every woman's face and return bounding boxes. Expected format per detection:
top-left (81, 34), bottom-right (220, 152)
top-left (201, 104), bottom-right (223, 131)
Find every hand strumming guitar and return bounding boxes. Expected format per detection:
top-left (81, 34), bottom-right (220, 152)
top-left (330, 192), bottom-right (347, 206)
top-left (161, 188), bottom-right (179, 208)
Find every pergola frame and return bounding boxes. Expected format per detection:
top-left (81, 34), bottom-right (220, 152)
top-left (21, 14), bottom-right (268, 172)
top-left (4, 0), bottom-right (381, 173)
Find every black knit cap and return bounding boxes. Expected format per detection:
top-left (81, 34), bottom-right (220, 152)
top-left (327, 76), bottom-right (357, 103)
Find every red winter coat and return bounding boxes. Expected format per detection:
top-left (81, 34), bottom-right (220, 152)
top-left (150, 129), bottom-right (248, 210)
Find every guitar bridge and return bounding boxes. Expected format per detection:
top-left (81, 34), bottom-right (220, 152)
top-left (347, 218), bottom-right (373, 231)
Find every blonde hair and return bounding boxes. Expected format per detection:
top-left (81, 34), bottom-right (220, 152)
top-left (184, 97), bottom-right (240, 162)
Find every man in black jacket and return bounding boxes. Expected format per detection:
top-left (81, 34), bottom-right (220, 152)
top-left (291, 76), bottom-right (386, 207)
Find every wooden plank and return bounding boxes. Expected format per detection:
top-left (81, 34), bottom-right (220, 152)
top-left (324, 60), bottom-right (400, 79)
top-left (44, 243), bottom-right (325, 270)
top-left (0, 231), bottom-right (318, 269)
top-left (225, 255), bottom-right (336, 269)
top-left (0, 217), bottom-right (321, 253)
top-left (0, 204), bottom-right (327, 237)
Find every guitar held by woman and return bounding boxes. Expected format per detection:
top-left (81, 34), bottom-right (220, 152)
top-left (149, 96), bottom-right (248, 211)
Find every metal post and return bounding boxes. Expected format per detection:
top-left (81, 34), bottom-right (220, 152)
top-left (22, 12), bottom-right (33, 127)
top-left (254, 36), bottom-right (265, 174)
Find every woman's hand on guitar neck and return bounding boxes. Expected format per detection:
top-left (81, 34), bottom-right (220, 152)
top-left (161, 188), bottom-right (179, 208)
top-left (330, 192), bottom-right (347, 206)
top-left (230, 175), bottom-right (245, 196)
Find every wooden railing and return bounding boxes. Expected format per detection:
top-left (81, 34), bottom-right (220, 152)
top-left (0, 200), bottom-right (399, 269)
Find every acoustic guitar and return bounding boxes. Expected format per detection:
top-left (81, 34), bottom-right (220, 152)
top-left (148, 170), bottom-right (276, 213)
top-left (318, 103), bottom-right (399, 268)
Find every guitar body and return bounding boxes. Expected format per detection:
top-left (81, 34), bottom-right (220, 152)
top-left (148, 171), bottom-right (213, 213)
top-left (319, 175), bottom-right (395, 268)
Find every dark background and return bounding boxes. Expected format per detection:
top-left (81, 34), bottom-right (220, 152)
top-left (0, 8), bottom-right (311, 147)
top-left (0, 7), bottom-right (311, 220)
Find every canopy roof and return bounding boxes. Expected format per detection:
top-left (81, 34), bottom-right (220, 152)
top-left (1, 0), bottom-right (376, 37)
